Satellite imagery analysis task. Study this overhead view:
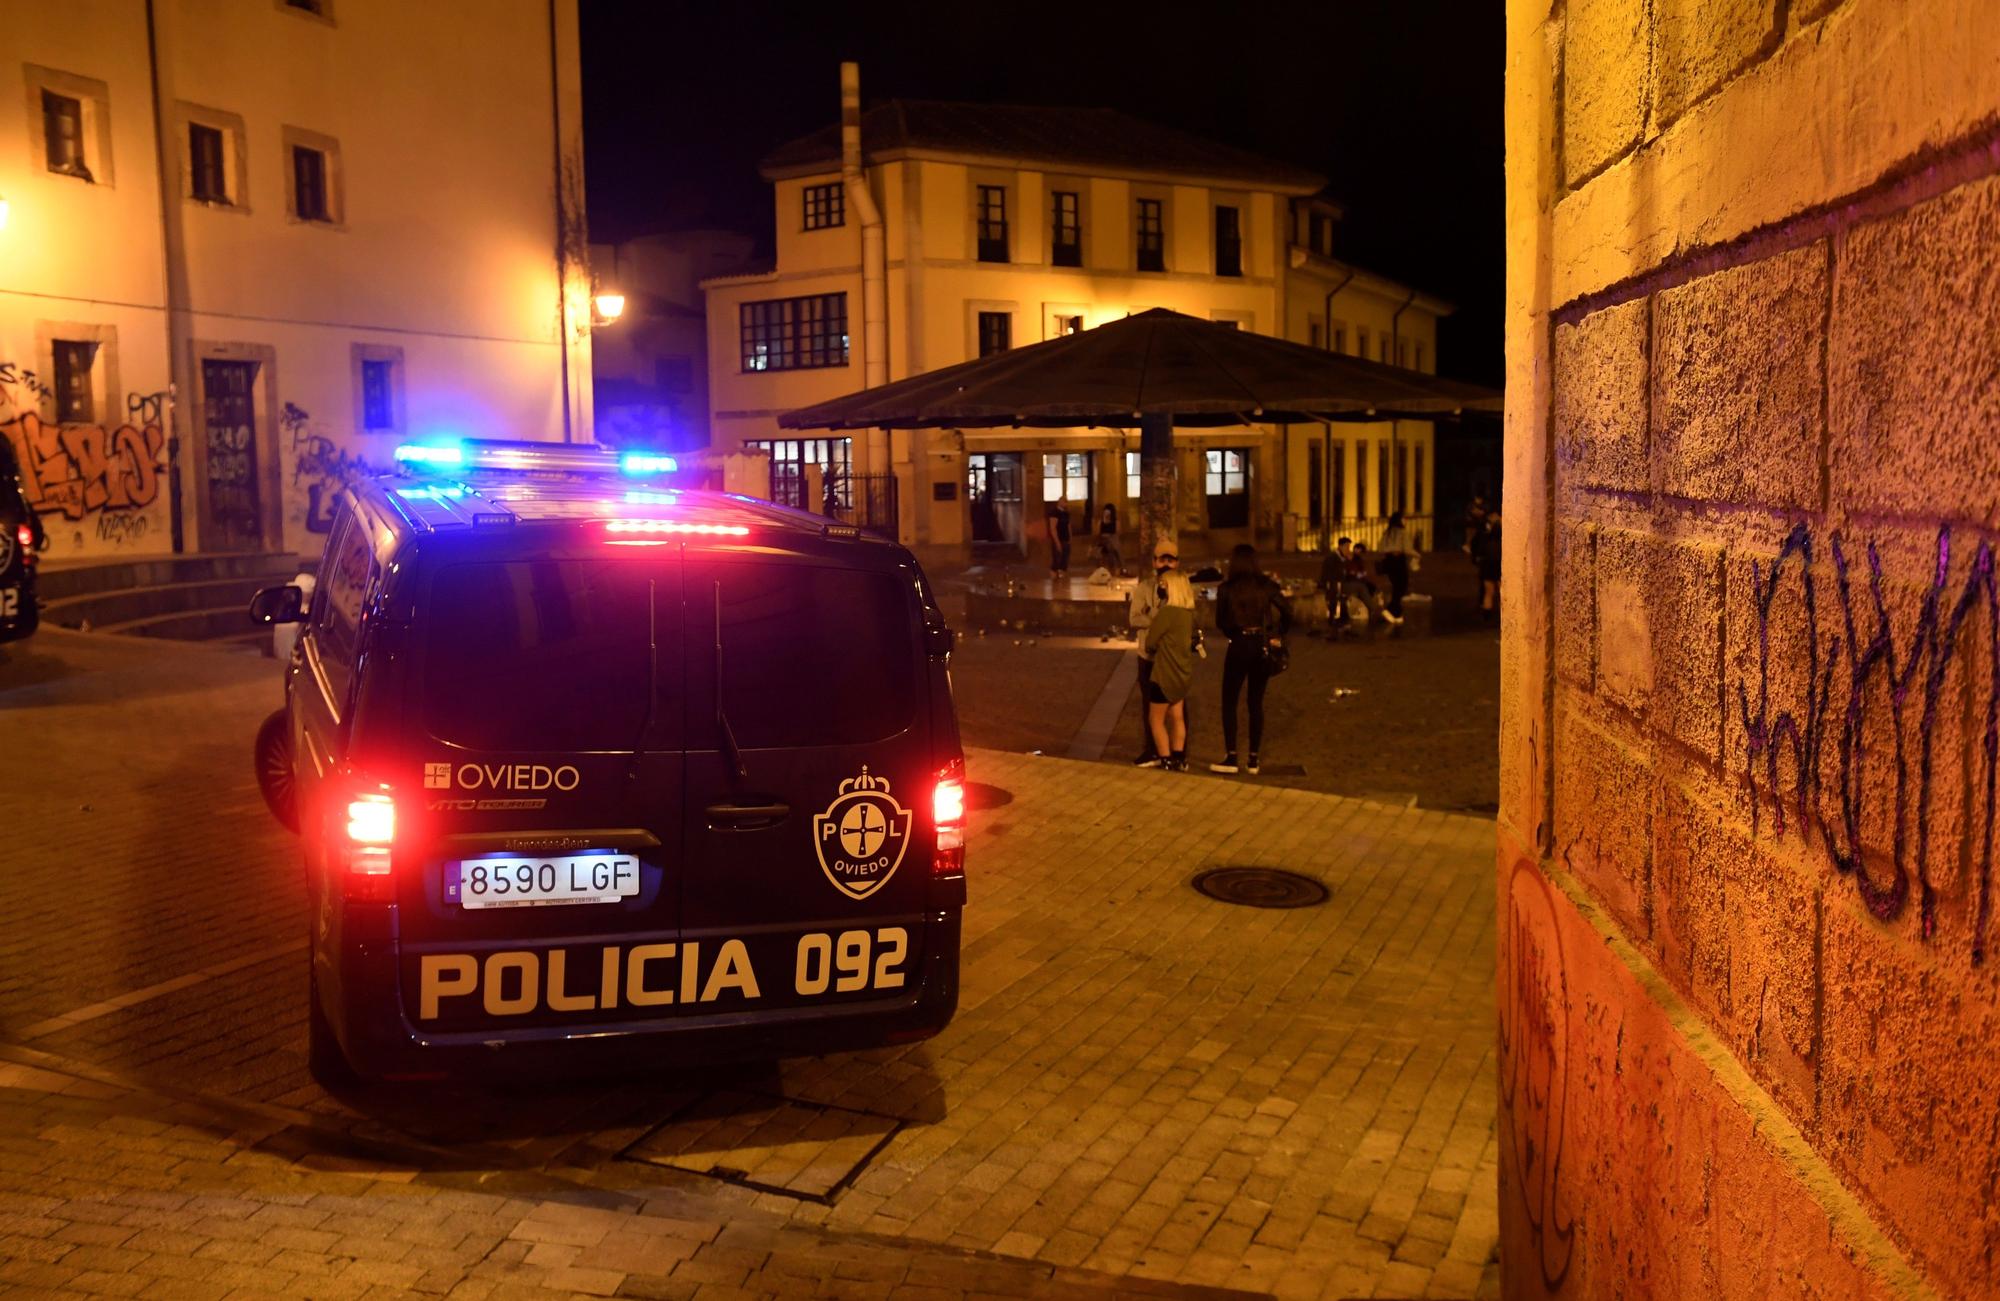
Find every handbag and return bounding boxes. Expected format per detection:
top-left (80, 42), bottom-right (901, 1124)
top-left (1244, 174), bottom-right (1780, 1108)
top-left (1262, 639), bottom-right (1290, 676)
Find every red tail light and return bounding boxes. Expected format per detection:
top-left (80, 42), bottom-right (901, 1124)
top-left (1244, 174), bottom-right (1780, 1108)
top-left (339, 789), bottom-right (395, 901)
top-left (933, 759), bottom-right (966, 878)
top-left (15, 523), bottom-right (32, 565)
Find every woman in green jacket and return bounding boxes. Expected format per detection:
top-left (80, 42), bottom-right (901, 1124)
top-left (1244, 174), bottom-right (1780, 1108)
top-left (1142, 569), bottom-right (1198, 771)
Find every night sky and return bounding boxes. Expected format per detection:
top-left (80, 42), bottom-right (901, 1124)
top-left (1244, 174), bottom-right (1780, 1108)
top-left (580, 1), bottom-right (1502, 385)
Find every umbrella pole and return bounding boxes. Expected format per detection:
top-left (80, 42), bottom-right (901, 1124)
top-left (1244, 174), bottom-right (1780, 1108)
top-left (1139, 412), bottom-right (1176, 566)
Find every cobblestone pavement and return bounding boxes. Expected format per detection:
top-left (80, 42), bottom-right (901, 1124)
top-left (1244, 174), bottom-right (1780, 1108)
top-left (0, 630), bottom-right (1500, 1299)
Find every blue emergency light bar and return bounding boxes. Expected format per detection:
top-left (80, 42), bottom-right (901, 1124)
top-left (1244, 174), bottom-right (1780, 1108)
top-left (392, 439), bottom-right (677, 479)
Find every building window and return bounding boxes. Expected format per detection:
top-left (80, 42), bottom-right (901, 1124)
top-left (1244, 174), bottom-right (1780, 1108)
top-left (1054, 314), bottom-right (1084, 337)
top-left (1308, 321), bottom-right (1322, 349)
top-left (1356, 441), bottom-right (1370, 514)
top-left (1381, 335), bottom-right (1395, 364)
top-left (1311, 213), bottom-right (1332, 255)
top-left (1125, 450), bottom-right (1140, 500)
top-left (1377, 441), bottom-right (1391, 516)
top-left (351, 344), bottom-right (403, 435)
top-left (1204, 449), bottom-right (1249, 528)
top-left (42, 90), bottom-right (90, 181)
top-left (1332, 323), bottom-right (1347, 354)
top-left (977, 311), bottom-right (1011, 358)
top-left (1042, 452), bottom-right (1090, 505)
top-left (51, 341), bottom-right (96, 424)
top-left (1051, 191), bottom-right (1081, 267)
top-left (292, 145), bottom-right (330, 222)
top-left (189, 122), bottom-right (228, 203)
top-left (1414, 342), bottom-right (1426, 373)
top-left (739, 293), bottom-right (849, 372)
top-left (1355, 328), bottom-right (1369, 361)
top-left (976, 185), bottom-right (1009, 262)
top-left (1214, 205), bottom-right (1242, 277)
top-left (360, 360), bottom-right (394, 430)
top-left (747, 437), bottom-right (852, 510)
top-left (1415, 443), bottom-right (1426, 513)
top-left (803, 181), bottom-right (844, 230)
top-left (1214, 318), bottom-right (1241, 330)
top-left (1136, 198), bottom-right (1164, 272)
top-left (1331, 439), bottom-right (1346, 519)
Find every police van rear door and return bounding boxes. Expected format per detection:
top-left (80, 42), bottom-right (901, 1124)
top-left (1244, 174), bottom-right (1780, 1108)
top-left (678, 554), bottom-right (937, 1020)
top-left (396, 550), bottom-right (686, 1035)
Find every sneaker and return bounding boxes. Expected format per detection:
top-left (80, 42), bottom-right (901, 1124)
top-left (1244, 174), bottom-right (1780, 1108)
top-left (1246, 753), bottom-right (1261, 775)
top-left (1132, 755), bottom-right (1163, 769)
top-left (1169, 752), bottom-right (1188, 771)
top-left (1209, 755), bottom-right (1240, 774)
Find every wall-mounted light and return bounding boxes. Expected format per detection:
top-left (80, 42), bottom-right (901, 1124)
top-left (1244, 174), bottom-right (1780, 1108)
top-left (592, 290), bottom-right (626, 325)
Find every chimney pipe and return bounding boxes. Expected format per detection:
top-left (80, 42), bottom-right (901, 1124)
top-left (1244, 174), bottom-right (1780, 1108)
top-left (841, 62), bottom-right (888, 413)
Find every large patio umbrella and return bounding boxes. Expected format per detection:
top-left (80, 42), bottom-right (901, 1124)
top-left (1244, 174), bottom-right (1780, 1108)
top-left (779, 308), bottom-right (1500, 558)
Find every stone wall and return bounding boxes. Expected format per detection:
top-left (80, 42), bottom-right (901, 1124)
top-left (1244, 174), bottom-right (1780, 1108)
top-left (1503, 1), bottom-right (2000, 1295)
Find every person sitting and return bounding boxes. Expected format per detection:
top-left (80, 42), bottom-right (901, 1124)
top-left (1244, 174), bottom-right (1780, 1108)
top-left (1319, 536), bottom-right (1384, 633)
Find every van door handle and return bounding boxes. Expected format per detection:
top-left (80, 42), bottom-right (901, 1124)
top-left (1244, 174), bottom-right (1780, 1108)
top-left (706, 800), bottom-right (790, 830)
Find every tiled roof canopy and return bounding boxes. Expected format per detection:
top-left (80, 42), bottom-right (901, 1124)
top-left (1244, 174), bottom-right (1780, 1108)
top-left (761, 100), bottom-right (1327, 193)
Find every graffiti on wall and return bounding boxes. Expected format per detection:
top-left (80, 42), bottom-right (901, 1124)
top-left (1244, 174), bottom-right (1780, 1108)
top-left (1738, 523), bottom-right (1999, 962)
top-left (281, 402), bottom-right (379, 534)
top-left (0, 365), bottom-right (170, 547)
top-left (1498, 858), bottom-right (1576, 1291)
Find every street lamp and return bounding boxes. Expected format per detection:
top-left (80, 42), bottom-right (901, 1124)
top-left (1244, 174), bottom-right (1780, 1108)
top-left (592, 289), bottom-right (626, 325)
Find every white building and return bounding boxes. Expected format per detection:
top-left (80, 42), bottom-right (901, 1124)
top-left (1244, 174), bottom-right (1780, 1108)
top-left (0, 0), bottom-right (590, 562)
top-left (702, 92), bottom-right (1451, 564)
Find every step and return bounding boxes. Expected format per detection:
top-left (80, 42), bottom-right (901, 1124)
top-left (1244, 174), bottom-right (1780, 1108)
top-left (35, 551), bottom-right (302, 602)
top-left (98, 604), bottom-right (264, 642)
top-left (43, 573), bottom-right (291, 631)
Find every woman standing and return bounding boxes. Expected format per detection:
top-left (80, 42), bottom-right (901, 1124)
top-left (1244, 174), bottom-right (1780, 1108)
top-left (1141, 569), bottom-right (1197, 771)
top-left (1376, 511), bottom-right (1417, 626)
top-left (1211, 544), bottom-right (1290, 775)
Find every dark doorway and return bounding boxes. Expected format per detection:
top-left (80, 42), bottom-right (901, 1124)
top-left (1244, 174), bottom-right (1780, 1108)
top-left (967, 452), bottom-right (1024, 549)
top-left (202, 359), bottom-right (262, 551)
top-left (1307, 440), bottom-right (1324, 529)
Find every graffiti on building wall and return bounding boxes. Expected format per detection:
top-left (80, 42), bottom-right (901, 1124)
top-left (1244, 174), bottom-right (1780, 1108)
top-left (282, 402), bottom-right (379, 534)
top-left (0, 366), bottom-right (169, 547)
top-left (1498, 859), bottom-right (1575, 1290)
top-left (1738, 522), bottom-right (2000, 962)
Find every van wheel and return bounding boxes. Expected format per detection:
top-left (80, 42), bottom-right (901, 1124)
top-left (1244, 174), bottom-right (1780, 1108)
top-left (255, 711), bottom-right (299, 833)
top-left (307, 961), bottom-right (355, 1087)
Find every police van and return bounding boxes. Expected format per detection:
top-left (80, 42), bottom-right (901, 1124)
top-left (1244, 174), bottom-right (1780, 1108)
top-left (249, 439), bottom-right (965, 1080)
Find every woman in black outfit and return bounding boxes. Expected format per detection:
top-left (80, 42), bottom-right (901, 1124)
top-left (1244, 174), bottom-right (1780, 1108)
top-left (1210, 543), bottom-right (1290, 776)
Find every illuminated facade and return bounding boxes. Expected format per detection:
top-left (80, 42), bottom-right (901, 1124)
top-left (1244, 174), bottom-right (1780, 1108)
top-left (702, 100), bottom-right (1449, 561)
top-left (0, 0), bottom-right (589, 561)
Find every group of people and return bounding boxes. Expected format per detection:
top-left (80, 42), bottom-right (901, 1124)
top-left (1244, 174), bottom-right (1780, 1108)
top-left (1128, 541), bottom-right (1290, 774)
top-left (1044, 502), bottom-right (1124, 580)
top-left (1314, 511), bottom-right (1419, 632)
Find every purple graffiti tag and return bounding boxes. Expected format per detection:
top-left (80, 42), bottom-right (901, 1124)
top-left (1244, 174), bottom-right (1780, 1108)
top-left (1738, 524), bottom-right (2000, 963)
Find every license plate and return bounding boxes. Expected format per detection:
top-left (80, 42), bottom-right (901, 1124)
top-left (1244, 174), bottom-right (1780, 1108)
top-left (445, 853), bottom-right (640, 909)
top-left (0, 587), bottom-right (18, 620)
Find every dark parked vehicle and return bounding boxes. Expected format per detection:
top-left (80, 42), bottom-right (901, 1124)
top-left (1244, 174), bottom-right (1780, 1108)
top-left (0, 439), bottom-right (43, 644)
top-left (250, 440), bottom-right (966, 1081)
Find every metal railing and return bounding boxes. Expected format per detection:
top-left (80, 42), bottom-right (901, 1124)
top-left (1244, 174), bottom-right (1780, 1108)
top-left (1293, 514), bottom-right (1434, 553)
top-left (769, 467), bottom-right (900, 540)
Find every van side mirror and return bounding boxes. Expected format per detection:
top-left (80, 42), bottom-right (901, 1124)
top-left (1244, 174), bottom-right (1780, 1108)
top-left (248, 584), bottom-right (306, 626)
top-left (926, 624), bottom-right (955, 657)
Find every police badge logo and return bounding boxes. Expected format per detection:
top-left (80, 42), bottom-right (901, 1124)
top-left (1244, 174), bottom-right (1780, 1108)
top-left (813, 766), bottom-right (912, 901)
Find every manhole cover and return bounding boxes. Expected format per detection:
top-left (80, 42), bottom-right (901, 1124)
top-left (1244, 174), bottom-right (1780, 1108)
top-left (622, 1090), bottom-right (902, 1203)
top-left (1192, 867), bottom-right (1329, 909)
